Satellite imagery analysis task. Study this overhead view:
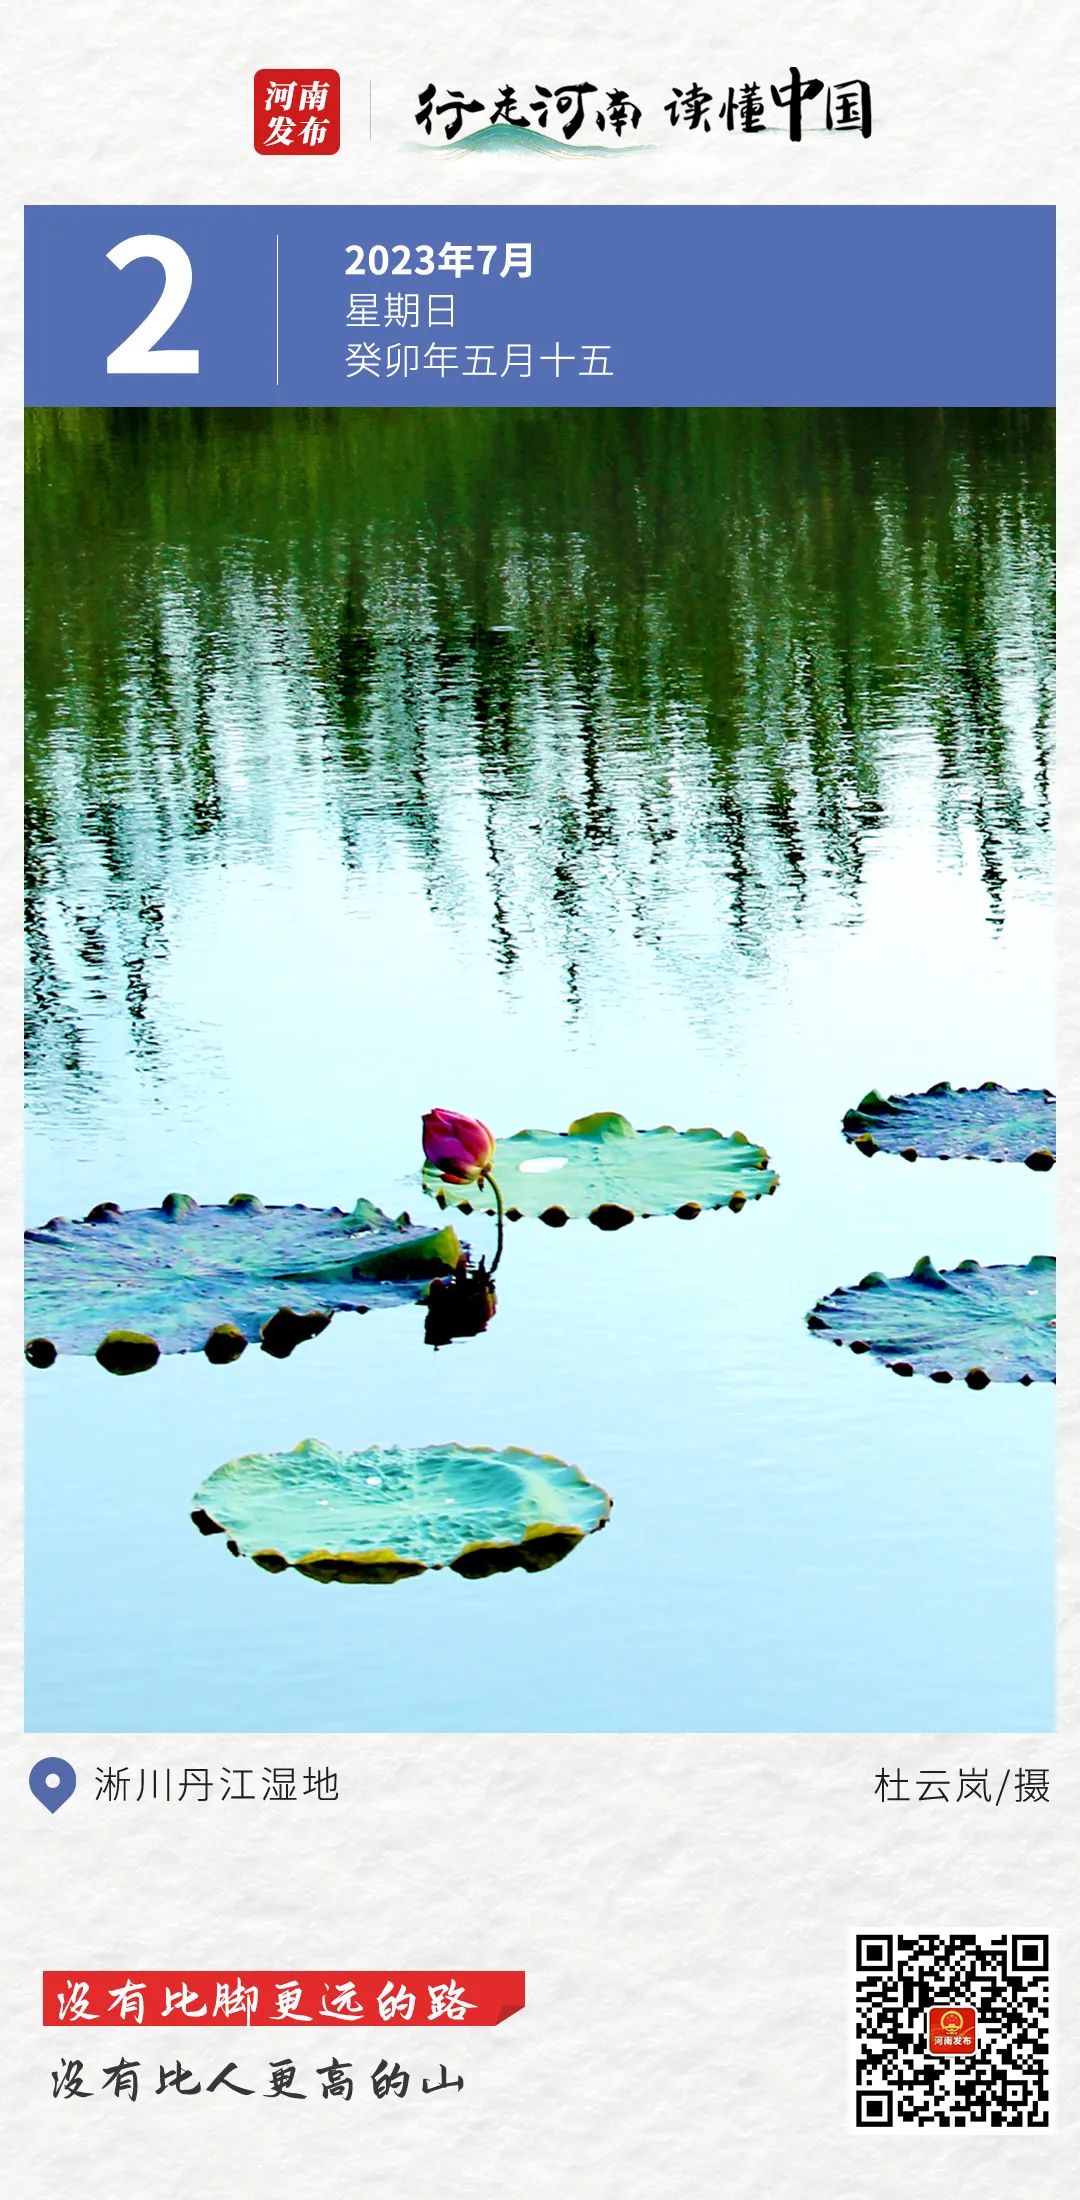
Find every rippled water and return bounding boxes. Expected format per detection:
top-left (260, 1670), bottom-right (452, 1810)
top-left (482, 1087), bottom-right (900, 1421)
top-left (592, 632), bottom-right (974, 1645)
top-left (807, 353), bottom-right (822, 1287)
top-left (24, 407), bottom-right (1055, 1730)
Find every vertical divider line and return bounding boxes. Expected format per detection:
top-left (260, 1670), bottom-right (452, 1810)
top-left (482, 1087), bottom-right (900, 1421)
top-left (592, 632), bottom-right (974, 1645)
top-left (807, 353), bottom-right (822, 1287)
top-left (275, 233), bottom-right (280, 389)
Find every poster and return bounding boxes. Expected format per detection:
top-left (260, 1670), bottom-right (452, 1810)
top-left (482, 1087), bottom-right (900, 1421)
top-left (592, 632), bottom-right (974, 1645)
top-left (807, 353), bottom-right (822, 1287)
top-left (4, 6), bottom-right (1073, 2189)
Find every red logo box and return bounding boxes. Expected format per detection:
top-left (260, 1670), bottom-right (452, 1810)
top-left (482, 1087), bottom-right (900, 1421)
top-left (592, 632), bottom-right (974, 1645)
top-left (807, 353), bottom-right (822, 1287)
top-left (254, 70), bottom-right (340, 155)
top-left (928, 2005), bottom-right (977, 2055)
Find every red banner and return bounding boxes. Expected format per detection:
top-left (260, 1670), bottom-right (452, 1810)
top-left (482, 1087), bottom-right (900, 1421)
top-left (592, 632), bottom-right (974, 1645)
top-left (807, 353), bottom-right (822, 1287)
top-left (43, 1971), bottom-right (525, 2027)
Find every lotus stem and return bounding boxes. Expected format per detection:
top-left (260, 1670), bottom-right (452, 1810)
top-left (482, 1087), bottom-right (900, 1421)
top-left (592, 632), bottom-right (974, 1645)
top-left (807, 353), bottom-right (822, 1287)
top-left (481, 1170), bottom-right (505, 1275)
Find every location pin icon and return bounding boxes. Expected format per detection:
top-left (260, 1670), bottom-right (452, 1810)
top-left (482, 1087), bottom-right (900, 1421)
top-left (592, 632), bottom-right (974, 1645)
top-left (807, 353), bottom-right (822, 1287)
top-left (29, 1757), bottom-right (76, 1813)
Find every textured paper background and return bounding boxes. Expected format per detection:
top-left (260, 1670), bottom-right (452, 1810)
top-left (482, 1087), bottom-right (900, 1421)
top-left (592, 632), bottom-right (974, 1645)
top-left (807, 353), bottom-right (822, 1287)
top-left (2, 3), bottom-right (1075, 2190)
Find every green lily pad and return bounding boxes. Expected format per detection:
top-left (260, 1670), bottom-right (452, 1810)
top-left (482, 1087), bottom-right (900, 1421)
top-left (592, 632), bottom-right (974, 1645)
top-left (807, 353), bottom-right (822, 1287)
top-left (25, 1195), bottom-right (461, 1369)
top-left (191, 1438), bottom-right (612, 1583)
top-left (807, 1254), bottom-right (1055, 1385)
top-left (423, 1112), bottom-right (778, 1228)
top-left (842, 1083), bottom-right (1055, 1167)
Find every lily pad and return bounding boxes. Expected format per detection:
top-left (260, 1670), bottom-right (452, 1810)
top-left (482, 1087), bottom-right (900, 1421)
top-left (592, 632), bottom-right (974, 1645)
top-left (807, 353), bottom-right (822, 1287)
top-left (842, 1083), bottom-right (1055, 1168)
top-left (191, 1438), bottom-right (612, 1583)
top-left (807, 1254), bottom-right (1055, 1386)
top-left (423, 1111), bottom-right (777, 1228)
top-left (25, 1195), bottom-right (462, 1369)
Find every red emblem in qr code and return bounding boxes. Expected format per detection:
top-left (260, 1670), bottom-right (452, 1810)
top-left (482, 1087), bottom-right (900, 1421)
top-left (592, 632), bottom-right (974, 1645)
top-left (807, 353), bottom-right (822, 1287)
top-left (928, 2005), bottom-right (977, 2054)
top-left (254, 71), bottom-right (340, 155)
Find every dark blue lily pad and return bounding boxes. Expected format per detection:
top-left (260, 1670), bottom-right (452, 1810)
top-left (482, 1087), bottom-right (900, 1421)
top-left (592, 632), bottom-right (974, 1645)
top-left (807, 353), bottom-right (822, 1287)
top-left (807, 1254), bottom-right (1055, 1385)
top-left (842, 1083), bottom-right (1055, 1167)
top-left (25, 1195), bottom-right (461, 1370)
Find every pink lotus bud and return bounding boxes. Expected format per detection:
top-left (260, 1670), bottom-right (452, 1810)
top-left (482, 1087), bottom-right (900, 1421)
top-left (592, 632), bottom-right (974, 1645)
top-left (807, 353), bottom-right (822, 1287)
top-left (422, 1108), bottom-right (496, 1185)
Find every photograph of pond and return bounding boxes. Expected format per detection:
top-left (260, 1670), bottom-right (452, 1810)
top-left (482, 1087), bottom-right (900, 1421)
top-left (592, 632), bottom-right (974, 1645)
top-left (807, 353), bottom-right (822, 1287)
top-left (24, 406), bottom-right (1054, 1731)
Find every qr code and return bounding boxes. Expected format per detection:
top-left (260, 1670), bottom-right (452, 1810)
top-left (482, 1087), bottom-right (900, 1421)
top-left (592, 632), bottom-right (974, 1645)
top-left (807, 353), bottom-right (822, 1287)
top-left (854, 1934), bottom-right (1050, 2128)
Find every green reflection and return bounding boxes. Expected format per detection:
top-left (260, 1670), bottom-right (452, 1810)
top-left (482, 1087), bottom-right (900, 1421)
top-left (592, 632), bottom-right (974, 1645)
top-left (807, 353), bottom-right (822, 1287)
top-left (25, 407), bottom-right (1054, 1088)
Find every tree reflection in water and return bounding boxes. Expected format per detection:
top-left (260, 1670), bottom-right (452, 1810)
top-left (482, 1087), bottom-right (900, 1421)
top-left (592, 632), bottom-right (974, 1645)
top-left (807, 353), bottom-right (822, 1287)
top-left (25, 407), bottom-right (1054, 1095)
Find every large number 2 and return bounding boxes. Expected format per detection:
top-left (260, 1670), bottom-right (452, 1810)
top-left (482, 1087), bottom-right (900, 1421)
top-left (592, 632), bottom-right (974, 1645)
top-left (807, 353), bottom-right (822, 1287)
top-left (106, 235), bottom-right (199, 375)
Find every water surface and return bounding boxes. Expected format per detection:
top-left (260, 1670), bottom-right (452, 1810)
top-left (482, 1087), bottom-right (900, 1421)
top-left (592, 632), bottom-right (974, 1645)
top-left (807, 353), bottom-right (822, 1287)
top-left (24, 408), bottom-right (1055, 1730)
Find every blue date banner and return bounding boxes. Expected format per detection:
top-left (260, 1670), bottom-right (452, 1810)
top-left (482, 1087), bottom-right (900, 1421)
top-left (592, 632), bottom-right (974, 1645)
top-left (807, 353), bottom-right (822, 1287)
top-left (25, 204), bottom-right (1054, 407)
